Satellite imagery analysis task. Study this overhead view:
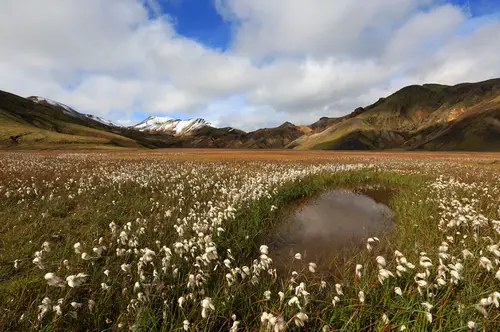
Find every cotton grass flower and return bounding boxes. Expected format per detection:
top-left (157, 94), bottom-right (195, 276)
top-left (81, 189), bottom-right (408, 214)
top-left (201, 297), bottom-right (215, 318)
top-left (41, 241), bottom-right (51, 252)
top-left (121, 263), bottom-right (131, 273)
top-left (308, 262), bottom-right (317, 273)
top-left (479, 257), bottom-right (493, 271)
top-left (335, 283), bottom-right (343, 295)
top-left (419, 256), bottom-right (433, 269)
top-left (88, 299), bottom-right (95, 312)
top-left (53, 304), bottom-right (62, 316)
top-left (287, 296), bottom-right (301, 309)
top-left (230, 320), bottom-right (240, 332)
top-left (377, 269), bottom-right (394, 284)
top-left (376, 256), bottom-right (386, 268)
top-left (37, 297), bottom-right (52, 320)
top-left (226, 273), bottom-right (235, 286)
top-left (44, 273), bottom-right (65, 287)
top-left (204, 246), bottom-right (218, 261)
top-left (70, 301), bottom-right (82, 309)
top-left (294, 253), bottom-right (302, 260)
top-left (66, 273), bottom-right (88, 288)
top-left (366, 237), bottom-right (378, 251)
top-left (294, 312), bottom-right (308, 327)
top-left (178, 296), bottom-right (186, 308)
top-left (358, 291), bottom-right (365, 304)
top-left (462, 249), bottom-right (474, 259)
top-left (355, 264), bottom-right (363, 278)
top-left (73, 242), bottom-right (82, 254)
top-left (421, 302), bottom-right (433, 323)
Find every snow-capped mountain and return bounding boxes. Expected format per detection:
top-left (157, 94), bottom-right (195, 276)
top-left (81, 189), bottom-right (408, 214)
top-left (28, 97), bottom-right (213, 134)
top-left (28, 96), bottom-right (81, 117)
top-left (84, 114), bottom-right (120, 127)
top-left (132, 116), bottom-right (214, 135)
top-left (29, 96), bottom-right (120, 127)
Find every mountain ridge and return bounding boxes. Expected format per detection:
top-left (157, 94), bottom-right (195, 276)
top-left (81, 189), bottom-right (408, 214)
top-left (290, 78), bottom-right (500, 150)
top-left (2, 78), bottom-right (500, 150)
top-left (132, 116), bottom-right (215, 136)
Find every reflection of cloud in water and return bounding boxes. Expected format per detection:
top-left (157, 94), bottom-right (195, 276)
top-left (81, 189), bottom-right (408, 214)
top-left (268, 190), bottom-right (393, 268)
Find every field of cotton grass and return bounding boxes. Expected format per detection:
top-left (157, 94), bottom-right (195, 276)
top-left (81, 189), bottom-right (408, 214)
top-left (0, 150), bottom-right (499, 331)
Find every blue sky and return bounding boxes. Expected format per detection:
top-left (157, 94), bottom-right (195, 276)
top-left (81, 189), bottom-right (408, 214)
top-left (1, 0), bottom-right (500, 130)
top-left (153, 0), bottom-right (500, 49)
top-left (156, 0), bottom-right (231, 50)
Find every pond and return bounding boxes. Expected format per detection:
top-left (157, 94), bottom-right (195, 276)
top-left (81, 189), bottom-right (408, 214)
top-left (267, 188), bottom-right (394, 272)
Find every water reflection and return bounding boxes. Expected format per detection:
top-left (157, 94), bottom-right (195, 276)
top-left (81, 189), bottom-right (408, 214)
top-left (268, 189), bottom-right (393, 269)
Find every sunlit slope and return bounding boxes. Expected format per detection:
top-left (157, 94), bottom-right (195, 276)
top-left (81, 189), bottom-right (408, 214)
top-left (0, 90), bottom-right (143, 149)
top-left (291, 78), bottom-right (500, 151)
top-left (0, 109), bottom-right (131, 148)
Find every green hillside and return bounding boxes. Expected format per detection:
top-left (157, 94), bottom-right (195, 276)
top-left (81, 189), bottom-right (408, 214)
top-left (291, 78), bottom-right (500, 151)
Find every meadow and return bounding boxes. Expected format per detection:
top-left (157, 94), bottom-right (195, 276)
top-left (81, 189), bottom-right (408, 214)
top-left (0, 150), bottom-right (499, 331)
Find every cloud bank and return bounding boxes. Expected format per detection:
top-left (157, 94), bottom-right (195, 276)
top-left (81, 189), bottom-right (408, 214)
top-left (1, 0), bottom-right (499, 130)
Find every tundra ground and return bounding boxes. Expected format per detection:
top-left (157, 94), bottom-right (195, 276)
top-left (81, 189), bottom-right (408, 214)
top-left (1, 150), bottom-right (499, 331)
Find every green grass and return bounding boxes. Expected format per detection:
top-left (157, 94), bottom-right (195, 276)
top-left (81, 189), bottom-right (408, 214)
top-left (1, 154), bottom-right (499, 331)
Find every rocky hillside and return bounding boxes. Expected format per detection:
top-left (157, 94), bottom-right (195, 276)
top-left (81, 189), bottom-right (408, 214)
top-left (2, 78), bottom-right (500, 150)
top-left (290, 78), bottom-right (500, 151)
top-left (0, 90), bottom-right (309, 149)
top-left (132, 116), bottom-right (214, 135)
top-left (0, 91), bottom-right (179, 149)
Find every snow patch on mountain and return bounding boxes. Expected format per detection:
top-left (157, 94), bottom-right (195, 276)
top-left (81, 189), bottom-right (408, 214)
top-left (29, 97), bottom-right (214, 133)
top-left (29, 96), bottom-right (80, 117)
top-left (132, 116), bottom-right (215, 135)
top-left (29, 96), bottom-right (120, 127)
top-left (133, 116), bottom-right (174, 130)
top-left (85, 114), bottom-right (120, 127)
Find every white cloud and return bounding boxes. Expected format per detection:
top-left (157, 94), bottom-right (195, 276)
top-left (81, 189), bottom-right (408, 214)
top-left (415, 21), bottom-right (500, 84)
top-left (384, 5), bottom-right (465, 63)
top-left (0, 0), bottom-right (500, 130)
top-left (216, 0), bottom-right (426, 59)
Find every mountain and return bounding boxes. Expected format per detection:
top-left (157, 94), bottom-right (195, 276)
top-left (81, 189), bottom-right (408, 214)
top-left (132, 116), bottom-right (214, 135)
top-left (0, 91), bottom-right (180, 149)
top-left (28, 97), bottom-right (121, 127)
top-left (241, 122), bottom-right (311, 148)
top-left (2, 77), bottom-right (500, 150)
top-left (290, 78), bottom-right (500, 151)
top-left (308, 117), bottom-right (339, 133)
top-left (153, 122), bottom-right (309, 149)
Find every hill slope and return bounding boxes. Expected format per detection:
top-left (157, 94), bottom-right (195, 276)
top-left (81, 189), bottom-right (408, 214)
top-left (0, 91), bottom-right (181, 149)
top-left (0, 91), bottom-right (139, 149)
top-left (2, 78), bottom-right (500, 151)
top-left (291, 78), bottom-right (500, 151)
top-left (0, 90), bottom-right (309, 149)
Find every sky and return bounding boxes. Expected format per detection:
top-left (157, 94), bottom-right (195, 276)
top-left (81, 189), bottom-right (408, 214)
top-left (1, 0), bottom-right (500, 130)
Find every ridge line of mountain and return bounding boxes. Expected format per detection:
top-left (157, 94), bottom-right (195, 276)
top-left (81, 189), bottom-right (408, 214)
top-left (1, 77), bottom-right (500, 150)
